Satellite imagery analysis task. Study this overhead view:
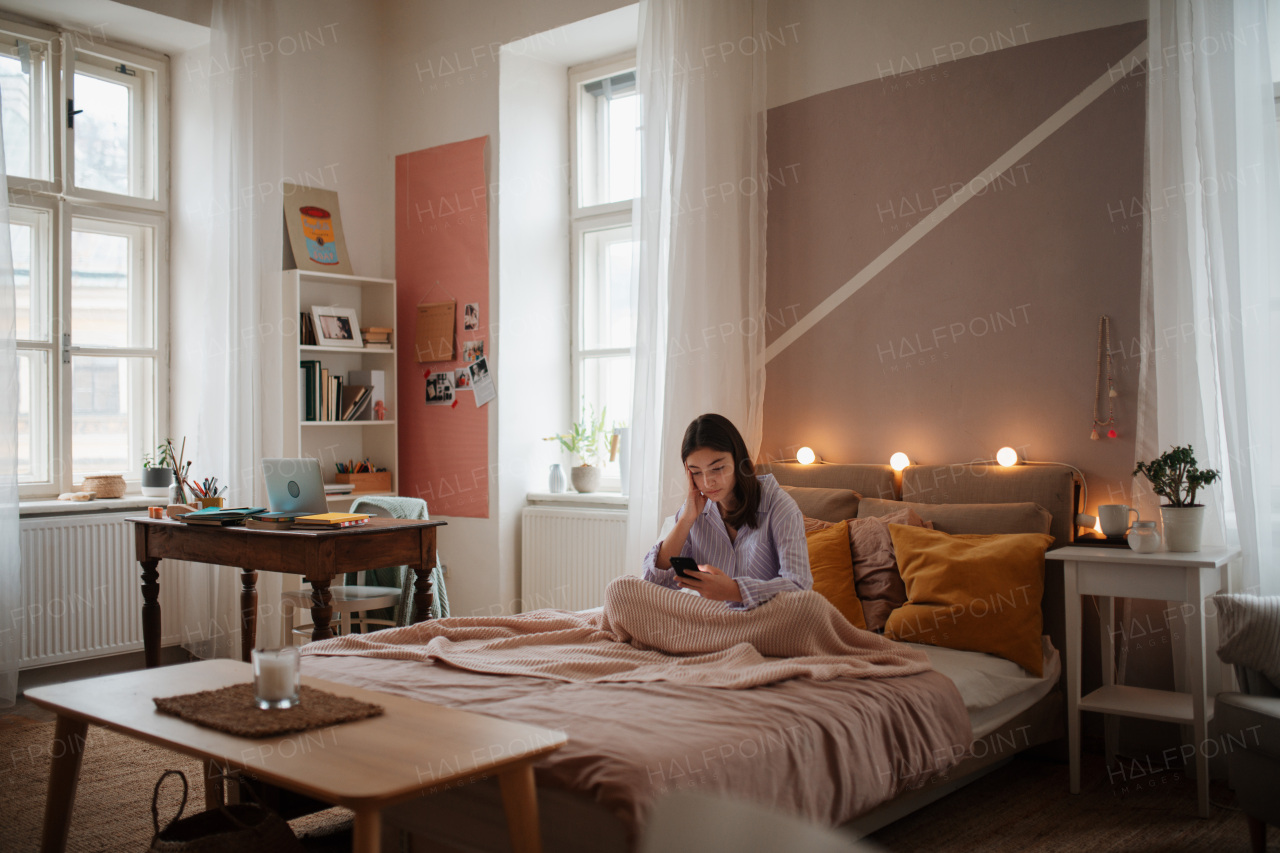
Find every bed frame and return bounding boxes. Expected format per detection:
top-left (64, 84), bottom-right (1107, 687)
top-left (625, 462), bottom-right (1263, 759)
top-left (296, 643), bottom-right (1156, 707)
top-left (383, 461), bottom-right (1080, 850)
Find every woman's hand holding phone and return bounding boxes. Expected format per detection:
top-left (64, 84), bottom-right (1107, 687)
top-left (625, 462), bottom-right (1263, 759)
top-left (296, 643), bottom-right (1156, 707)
top-left (674, 563), bottom-right (742, 602)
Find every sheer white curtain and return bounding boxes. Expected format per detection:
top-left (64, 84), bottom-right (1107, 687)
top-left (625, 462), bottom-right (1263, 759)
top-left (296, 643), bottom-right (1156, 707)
top-left (182, 0), bottom-right (286, 657)
top-left (0, 109), bottom-right (19, 705)
top-left (627, 0), bottom-right (769, 565)
top-left (1138, 0), bottom-right (1280, 598)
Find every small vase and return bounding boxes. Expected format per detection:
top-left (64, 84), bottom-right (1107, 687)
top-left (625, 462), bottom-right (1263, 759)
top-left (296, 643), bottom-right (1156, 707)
top-left (141, 466), bottom-right (174, 497)
top-left (1160, 505), bottom-right (1205, 552)
top-left (1127, 520), bottom-right (1161, 554)
top-left (548, 463), bottom-right (566, 494)
top-left (571, 465), bottom-right (601, 494)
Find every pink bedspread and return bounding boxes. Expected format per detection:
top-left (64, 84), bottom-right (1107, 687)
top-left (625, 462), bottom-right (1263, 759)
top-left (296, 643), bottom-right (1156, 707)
top-left (300, 578), bottom-right (972, 835)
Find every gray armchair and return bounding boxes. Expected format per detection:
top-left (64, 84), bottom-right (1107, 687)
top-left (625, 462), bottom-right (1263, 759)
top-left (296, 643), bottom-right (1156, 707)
top-left (1212, 594), bottom-right (1280, 853)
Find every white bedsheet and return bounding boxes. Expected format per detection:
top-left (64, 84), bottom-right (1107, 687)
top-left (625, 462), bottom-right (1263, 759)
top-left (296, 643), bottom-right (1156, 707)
top-left (904, 636), bottom-right (1061, 740)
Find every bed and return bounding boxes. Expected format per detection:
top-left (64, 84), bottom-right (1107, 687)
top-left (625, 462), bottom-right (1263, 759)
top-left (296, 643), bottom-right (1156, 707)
top-left (299, 461), bottom-right (1077, 850)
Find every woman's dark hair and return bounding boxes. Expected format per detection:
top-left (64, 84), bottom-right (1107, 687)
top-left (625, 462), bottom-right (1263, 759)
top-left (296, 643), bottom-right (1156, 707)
top-left (681, 413), bottom-right (760, 530)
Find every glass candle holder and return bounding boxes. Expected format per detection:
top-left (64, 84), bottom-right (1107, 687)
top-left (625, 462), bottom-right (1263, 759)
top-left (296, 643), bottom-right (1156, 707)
top-left (252, 647), bottom-right (300, 710)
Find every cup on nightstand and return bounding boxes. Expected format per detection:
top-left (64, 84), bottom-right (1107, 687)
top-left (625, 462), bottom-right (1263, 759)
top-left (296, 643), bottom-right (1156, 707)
top-left (1098, 504), bottom-right (1139, 538)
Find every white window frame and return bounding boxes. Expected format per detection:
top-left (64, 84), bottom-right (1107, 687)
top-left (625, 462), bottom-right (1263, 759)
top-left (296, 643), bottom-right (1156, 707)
top-left (569, 54), bottom-right (637, 491)
top-left (6, 15), bottom-right (169, 500)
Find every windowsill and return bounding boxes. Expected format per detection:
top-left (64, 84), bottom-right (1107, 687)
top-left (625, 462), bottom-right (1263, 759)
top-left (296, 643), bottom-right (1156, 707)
top-left (20, 494), bottom-right (168, 519)
top-left (526, 491), bottom-right (628, 509)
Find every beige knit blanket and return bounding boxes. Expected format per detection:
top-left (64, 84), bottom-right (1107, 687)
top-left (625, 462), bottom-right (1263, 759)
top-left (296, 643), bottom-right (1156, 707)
top-left (301, 576), bottom-right (931, 688)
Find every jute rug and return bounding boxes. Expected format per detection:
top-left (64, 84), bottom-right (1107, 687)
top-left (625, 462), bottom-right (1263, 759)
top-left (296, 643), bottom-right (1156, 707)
top-left (0, 716), bottom-right (350, 852)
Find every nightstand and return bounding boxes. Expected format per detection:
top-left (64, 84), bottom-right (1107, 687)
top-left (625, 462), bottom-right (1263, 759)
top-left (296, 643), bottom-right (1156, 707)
top-left (1049, 544), bottom-right (1239, 818)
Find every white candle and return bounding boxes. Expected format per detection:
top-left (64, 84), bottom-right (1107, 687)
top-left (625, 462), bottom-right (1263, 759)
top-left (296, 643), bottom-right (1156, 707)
top-left (253, 648), bottom-right (299, 704)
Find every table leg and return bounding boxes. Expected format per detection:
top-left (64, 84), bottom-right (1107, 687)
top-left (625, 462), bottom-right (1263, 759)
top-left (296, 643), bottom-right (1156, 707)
top-left (498, 761), bottom-right (542, 853)
top-left (1185, 570), bottom-right (1210, 818)
top-left (413, 528), bottom-right (438, 623)
top-left (240, 570), bottom-right (257, 663)
top-left (202, 759), bottom-right (225, 810)
top-left (352, 807), bottom-right (381, 853)
top-left (140, 559), bottom-right (161, 669)
top-left (1100, 595), bottom-right (1119, 767)
top-left (40, 716), bottom-right (88, 853)
top-left (309, 580), bottom-right (334, 642)
top-left (1065, 561), bottom-right (1082, 794)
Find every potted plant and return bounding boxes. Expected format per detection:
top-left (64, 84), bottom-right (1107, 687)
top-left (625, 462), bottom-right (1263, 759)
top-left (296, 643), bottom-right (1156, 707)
top-left (141, 441), bottom-right (176, 497)
top-left (545, 407), bottom-right (610, 493)
top-left (1133, 444), bottom-right (1220, 552)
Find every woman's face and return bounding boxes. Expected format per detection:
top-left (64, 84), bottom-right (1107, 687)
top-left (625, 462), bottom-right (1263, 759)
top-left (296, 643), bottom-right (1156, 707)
top-left (685, 447), bottom-right (737, 505)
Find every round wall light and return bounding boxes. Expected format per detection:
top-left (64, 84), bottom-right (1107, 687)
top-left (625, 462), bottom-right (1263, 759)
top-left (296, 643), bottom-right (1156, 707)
top-left (796, 447), bottom-right (817, 465)
top-left (889, 452), bottom-right (911, 472)
top-left (996, 446), bottom-right (1019, 467)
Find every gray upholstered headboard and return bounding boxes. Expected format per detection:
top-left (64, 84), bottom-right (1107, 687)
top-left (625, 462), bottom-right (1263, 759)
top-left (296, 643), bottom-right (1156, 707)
top-left (758, 459), bottom-right (1079, 681)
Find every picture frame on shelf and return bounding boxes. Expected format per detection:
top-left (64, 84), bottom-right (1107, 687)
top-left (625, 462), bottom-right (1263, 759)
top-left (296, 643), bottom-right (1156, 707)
top-left (310, 305), bottom-right (364, 348)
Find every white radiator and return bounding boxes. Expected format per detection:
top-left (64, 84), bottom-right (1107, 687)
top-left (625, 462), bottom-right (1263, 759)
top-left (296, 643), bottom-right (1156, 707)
top-left (520, 506), bottom-right (628, 612)
top-left (18, 513), bottom-right (185, 668)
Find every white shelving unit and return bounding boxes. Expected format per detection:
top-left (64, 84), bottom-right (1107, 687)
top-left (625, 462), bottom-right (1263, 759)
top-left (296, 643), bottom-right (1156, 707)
top-left (281, 270), bottom-right (399, 507)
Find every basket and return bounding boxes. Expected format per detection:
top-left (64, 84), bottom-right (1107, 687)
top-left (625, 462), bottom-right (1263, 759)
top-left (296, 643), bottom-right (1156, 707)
top-left (335, 471), bottom-right (392, 493)
top-left (81, 474), bottom-right (126, 499)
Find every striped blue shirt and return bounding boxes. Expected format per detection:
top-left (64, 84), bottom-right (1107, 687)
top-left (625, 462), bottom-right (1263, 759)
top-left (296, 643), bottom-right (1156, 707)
top-left (642, 474), bottom-right (812, 610)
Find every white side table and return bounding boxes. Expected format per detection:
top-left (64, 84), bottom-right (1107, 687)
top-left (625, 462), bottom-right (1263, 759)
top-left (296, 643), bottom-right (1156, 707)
top-left (1050, 544), bottom-right (1238, 818)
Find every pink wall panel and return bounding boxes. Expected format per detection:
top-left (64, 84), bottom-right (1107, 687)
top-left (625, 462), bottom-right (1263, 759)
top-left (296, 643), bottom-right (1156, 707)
top-left (395, 137), bottom-right (491, 518)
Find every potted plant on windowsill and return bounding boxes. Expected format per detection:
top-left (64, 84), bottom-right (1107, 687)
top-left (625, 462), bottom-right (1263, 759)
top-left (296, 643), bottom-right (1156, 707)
top-left (1133, 444), bottom-right (1220, 552)
top-left (141, 440), bottom-right (176, 497)
top-left (545, 408), bottom-right (609, 494)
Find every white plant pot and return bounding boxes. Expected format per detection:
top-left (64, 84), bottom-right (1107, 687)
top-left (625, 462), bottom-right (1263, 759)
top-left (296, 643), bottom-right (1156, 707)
top-left (571, 465), bottom-right (601, 494)
top-left (1160, 505), bottom-right (1205, 552)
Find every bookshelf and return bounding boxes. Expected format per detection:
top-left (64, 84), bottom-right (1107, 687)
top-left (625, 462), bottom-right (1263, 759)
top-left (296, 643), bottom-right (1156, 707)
top-left (281, 270), bottom-right (399, 506)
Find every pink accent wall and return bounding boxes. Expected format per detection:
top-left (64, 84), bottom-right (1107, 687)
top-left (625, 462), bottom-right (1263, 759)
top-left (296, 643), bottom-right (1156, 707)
top-left (395, 137), bottom-right (491, 518)
top-left (764, 22), bottom-right (1146, 514)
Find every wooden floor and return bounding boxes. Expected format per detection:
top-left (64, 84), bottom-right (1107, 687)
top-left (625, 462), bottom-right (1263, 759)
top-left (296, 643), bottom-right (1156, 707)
top-left (1, 695), bottom-right (1274, 852)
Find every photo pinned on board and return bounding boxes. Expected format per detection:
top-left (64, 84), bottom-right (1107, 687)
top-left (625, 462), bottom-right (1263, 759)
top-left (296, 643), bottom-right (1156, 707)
top-left (463, 302), bottom-right (480, 331)
top-left (454, 367), bottom-right (471, 390)
top-left (424, 371), bottom-right (455, 406)
top-left (468, 356), bottom-right (494, 407)
top-left (463, 339), bottom-right (485, 363)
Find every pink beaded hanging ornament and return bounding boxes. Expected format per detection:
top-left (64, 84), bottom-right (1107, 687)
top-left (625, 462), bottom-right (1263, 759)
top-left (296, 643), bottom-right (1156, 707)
top-left (1090, 315), bottom-right (1118, 440)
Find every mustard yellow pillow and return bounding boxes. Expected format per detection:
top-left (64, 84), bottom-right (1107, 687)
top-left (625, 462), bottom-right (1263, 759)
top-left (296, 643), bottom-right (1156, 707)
top-left (806, 521), bottom-right (867, 631)
top-left (883, 525), bottom-right (1053, 676)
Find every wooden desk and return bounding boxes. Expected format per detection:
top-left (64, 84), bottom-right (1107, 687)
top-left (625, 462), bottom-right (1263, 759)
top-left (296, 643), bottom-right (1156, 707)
top-left (27, 659), bottom-right (566, 853)
top-left (127, 517), bottom-right (446, 666)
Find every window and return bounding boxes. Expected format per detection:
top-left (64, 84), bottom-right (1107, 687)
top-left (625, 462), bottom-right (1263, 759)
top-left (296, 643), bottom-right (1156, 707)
top-left (570, 57), bottom-right (639, 486)
top-left (3, 18), bottom-right (168, 498)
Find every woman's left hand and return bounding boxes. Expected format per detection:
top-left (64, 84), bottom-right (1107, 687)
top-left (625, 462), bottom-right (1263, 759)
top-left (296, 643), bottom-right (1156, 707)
top-left (676, 564), bottom-right (743, 603)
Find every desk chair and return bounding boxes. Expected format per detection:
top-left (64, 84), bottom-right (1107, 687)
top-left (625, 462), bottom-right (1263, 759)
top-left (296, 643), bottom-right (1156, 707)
top-left (281, 502), bottom-right (403, 644)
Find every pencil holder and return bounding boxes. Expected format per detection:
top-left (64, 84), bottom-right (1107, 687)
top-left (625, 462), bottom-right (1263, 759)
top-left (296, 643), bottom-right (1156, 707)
top-left (196, 496), bottom-right (225, 510)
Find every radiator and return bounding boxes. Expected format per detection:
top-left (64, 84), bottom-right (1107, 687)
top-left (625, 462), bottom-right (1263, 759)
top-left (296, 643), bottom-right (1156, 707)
top-left (18, 513), bottom-right (185, 668)
top-left (520, 506), bottom-right (628, 612)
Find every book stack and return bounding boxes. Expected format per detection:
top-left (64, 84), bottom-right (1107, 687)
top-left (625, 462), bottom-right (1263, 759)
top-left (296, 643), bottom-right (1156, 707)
top-left (300, 312), bottom-right (318, 345)
top-left (361, 327), bottom-right (393, 350)
top-left (178, 507), bottom-right (267, 526)
top-left (294, 512), bottom-right (371, 529)
top-left (244, 511), bottom-right (300, 531)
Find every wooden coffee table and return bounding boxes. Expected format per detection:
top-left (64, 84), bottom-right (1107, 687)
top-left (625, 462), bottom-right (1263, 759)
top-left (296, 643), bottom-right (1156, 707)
top-left (26, 659), bottom-right (567, 853)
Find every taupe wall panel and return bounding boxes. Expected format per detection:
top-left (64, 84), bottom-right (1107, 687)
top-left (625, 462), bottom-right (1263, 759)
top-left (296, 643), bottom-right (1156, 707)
top-left (764, 22), bottom-right (1146, 513)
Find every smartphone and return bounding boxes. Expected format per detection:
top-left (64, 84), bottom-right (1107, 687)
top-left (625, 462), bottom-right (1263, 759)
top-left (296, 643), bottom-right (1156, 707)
top-left (669, 556), bottom-right (704, 580)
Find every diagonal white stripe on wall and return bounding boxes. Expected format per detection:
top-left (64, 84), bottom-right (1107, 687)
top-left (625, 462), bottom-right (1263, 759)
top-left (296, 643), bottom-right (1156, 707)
top-left (765, 40), bottom-right (1149, 364)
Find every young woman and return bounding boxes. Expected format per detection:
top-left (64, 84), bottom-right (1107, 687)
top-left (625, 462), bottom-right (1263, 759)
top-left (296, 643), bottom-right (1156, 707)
top-left (642, 413), bottom-right (811, 609)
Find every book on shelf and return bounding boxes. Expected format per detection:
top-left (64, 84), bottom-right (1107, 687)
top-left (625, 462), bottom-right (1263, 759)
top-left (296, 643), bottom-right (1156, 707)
top-left (361, 326), bottom-right (393, 344)
top-left (300, 312), bottom-right (317, 346)
top-left (300, 360), bottom-right (321, 421)
top-left (340, 385), bottom-right (371, 421)
top-left (346, 369), bottom-right (385, 421)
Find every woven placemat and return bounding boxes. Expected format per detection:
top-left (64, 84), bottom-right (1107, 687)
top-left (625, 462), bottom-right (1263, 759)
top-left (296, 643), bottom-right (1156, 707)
top-left (154, 683), bottom-right (384, 738)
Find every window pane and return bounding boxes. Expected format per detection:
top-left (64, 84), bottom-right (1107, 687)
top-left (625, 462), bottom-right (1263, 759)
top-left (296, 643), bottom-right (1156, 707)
top-left (580, 355), bottom-right (631, 482)
top-left (73, 71), bottom-right (131, 195)
top-left (581, 225), bottom-right (635, 350)
top-left (71, 355), bottom-right (153, 479)
top-left (72, 223), bottom-right (152, 348)
top-left (577, 70), bottom-right (639, 207)
top-left (0, 39), bottom-right (46, 180)
top-left (11, 215), bottom-right (51, 341)
top-left (17, 349), bottom-right (50, 483)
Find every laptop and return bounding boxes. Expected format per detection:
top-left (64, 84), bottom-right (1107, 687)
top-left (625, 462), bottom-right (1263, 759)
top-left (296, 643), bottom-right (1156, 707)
top-left (261, 458), bottom-right (329, 516)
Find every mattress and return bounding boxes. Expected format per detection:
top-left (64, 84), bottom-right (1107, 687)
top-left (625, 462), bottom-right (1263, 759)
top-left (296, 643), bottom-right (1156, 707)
top-left (905, 635), bottom-right (1061, 740)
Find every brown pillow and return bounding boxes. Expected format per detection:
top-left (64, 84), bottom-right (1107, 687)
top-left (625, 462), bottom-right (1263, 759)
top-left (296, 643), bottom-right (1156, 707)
top-left (857, 498), bottom-right (1051, 536)
top-left (848, 506), bottom-right (933, 632)
top-left (806, 521), bottom-right (867, 630)
top-left (782, 486), bottom-right (862, 523)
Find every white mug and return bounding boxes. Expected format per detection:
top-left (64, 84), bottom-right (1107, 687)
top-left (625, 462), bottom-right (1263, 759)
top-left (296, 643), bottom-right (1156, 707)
top-left (1098, 504), bottom-right (1139, 538)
